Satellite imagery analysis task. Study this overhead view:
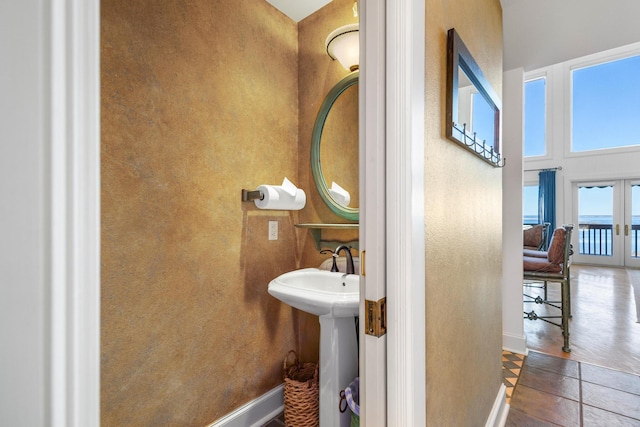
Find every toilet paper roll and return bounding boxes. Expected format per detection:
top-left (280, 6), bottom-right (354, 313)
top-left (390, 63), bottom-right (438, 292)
top-left (255, 184), bottom-right (306, 210)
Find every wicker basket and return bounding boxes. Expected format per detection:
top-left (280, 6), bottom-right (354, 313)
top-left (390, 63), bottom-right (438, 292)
top-left (282, 350), bottom-right (319, 427)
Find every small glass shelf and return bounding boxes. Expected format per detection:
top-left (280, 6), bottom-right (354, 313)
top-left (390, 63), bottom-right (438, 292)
top-left (296, 223), bottom-right (359, 250)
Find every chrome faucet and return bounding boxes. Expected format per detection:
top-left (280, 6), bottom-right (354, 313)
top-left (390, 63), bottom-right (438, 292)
top-left (334, 245), bottom-right (355, 275)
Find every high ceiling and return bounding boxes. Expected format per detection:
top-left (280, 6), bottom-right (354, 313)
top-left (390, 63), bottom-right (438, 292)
top-left (266, 0), bottom-right (640, 70)
top-left (266, 0), bottom-right (331, 22)
top-left (502, 0), bottom-right (640, 71)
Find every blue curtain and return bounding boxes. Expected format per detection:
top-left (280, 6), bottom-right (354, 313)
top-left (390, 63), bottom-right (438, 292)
top-left (538, 170), bottom-right (556, 246)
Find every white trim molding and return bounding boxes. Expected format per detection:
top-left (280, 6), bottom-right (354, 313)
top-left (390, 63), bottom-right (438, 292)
top-left (502, 334), bottom-right (528, 356)
top-left (208, 385), bottom-right (284, 427)
top-left (485, 384), bottom-right (509, 427)
top-left (49, 0), bottom-right (101, 426)
top-left (501, 68), bottom-right (528, 363)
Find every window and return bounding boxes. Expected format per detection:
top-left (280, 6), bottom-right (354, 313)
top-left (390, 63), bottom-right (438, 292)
top-left (524, 78), bottom-right (546, 157)
top-left (572, 54), bottom-right (640, 152)
top-left (523, 185), bottom-right (539, 224)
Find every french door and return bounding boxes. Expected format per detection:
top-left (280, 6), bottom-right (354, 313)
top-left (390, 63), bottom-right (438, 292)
top-left (572, 180), bottom-right (640, 267)
top-left (624, 181), bottom-right (640, 267)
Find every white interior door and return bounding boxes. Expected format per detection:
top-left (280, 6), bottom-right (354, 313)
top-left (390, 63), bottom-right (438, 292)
top-left (359, 0), bottom-right (387, 424)
top-left (360, 0), bottom-right (426, 425)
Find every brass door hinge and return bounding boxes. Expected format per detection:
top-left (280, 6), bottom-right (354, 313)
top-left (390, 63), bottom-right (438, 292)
top-left (365, 297), bottom-right (386, 337)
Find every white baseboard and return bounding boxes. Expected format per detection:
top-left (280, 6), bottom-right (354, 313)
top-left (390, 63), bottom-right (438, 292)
top-left (211, 381), bottom-right (510, 426)
top-left (208, 384), bottom-right (284, 427)
top-left (502, 332), bottom-right (528, 355)
top-left (485, 384), bottom-right (509, 427)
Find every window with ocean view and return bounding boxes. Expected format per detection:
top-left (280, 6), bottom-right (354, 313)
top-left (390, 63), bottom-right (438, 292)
top-left (572, 54), bottom-right (640, 152)
top-left (578, 185), bottom-right (613, 256)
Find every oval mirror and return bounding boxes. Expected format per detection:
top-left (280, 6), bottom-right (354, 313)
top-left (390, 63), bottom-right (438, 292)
top-left (311, 71), bottom-right (359, 221)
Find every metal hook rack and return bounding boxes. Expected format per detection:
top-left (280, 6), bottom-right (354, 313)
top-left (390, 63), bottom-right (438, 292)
top-left (452, 122), bottom-right (506, 168)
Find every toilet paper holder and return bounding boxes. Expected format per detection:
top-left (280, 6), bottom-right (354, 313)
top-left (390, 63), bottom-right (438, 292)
top-left (241, 178), bottom-right (306, 211)
top-left (241, 189), bottom-right (264, 202)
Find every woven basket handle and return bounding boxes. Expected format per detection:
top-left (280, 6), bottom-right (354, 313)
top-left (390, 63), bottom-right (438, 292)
top-left (283, 350), bottom-right (300, 380)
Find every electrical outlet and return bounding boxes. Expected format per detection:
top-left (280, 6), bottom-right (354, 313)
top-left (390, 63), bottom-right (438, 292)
top-left (268, 221), bottom-right (278, 240)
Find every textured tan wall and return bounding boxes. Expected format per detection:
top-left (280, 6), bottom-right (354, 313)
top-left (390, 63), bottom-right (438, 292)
top-left (101, 0), bottom-right (304, 425)
top-left (101, 0), bottom-right (359, 424)
top-left (425, 0), bottom-right (504, 425)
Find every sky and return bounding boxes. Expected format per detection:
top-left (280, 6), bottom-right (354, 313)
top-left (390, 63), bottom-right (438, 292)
top-left (524, 79), bottom-right (545, 157)
top-left (573, 55), bottom-right (640, 152)
top-left (472, 92), bottom-right (495, 147)
top-left (523, 53), bottom-right (640, 221)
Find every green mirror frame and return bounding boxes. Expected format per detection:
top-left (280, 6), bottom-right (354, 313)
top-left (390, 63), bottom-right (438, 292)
top-left (311, 70), bottom-right (359, 221)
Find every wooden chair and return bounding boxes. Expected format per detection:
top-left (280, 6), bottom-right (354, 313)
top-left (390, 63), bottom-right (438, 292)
top-left (523, 224), bottom-right (574, 352)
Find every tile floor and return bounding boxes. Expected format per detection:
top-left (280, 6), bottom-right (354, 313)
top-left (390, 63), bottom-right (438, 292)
top-left (503, 351), bottom-right (526, 404)
top-left (507, 351), bottom-right (640, 426)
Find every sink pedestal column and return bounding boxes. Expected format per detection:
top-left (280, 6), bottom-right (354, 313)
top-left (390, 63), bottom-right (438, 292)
top-left (318, 316), bottom-right (358, 427)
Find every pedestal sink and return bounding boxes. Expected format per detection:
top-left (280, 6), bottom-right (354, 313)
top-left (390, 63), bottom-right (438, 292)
top-left (268, 268), bottom-right (359, 427)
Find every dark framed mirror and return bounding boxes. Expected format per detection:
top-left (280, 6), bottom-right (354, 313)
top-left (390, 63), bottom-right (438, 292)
top-left (446, 28), bottom-right (504, 167)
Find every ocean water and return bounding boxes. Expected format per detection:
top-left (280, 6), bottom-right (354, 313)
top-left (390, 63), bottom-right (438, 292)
top-left (523, 215), bottom-right (640, 225)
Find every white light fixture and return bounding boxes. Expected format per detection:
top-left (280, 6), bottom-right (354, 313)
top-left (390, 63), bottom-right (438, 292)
top-left (325, 24), bottom-right (359, 72)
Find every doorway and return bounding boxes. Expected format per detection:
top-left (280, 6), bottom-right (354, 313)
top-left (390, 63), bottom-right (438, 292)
top-left (22, 0), bottom-right (428, 425)
top-left (572, 180), bottom-right (640, 268)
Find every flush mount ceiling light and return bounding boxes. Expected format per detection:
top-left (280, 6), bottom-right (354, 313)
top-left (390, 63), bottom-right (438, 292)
top-left (325, 24), bottom-right (359, 72)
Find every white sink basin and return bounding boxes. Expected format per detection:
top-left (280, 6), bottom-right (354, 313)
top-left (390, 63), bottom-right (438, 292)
top-left (268, 268), bottom-right (359, 318)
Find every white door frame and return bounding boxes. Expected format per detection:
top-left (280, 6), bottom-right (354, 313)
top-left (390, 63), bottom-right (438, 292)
top-left (60, 0), bottom-right (426, 425)
top-left (49, 0), bottom-right (101, 426)
top-left (360, 0), bottom-right (426, 425)
top-left (384, 0), bottom-right (426, 425)
top-left (624, 179), bottom-right (640, 268)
